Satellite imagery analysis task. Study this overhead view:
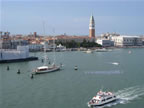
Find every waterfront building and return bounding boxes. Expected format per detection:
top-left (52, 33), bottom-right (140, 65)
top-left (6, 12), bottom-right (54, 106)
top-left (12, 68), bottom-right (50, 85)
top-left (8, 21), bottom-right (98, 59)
top-left (0, 39), bottom-right (29, 49)
top-left (0, 45), bottom-right (38, 63)
top-left (28, 44), bottom-right (43, 52)
top-left (33, 32), bottom-right (37, 37)
top-left (101, 32), bottom-right (120, 39)
top-left (111, 35), bottom-right (143, 47)
top-left (42, 41), bottom-right (55, 50)
top-left (0, 46), bottom-right (29, 60)
top-left (11, 39), bottom-right (29, 49)
top-left (89, 15), bottom-right (95, 38)
top-left (0, 32), bottom-right (29, 49)
top-left (0, 39), bottom-right (11, 49)
top-left (0, 32), bottom-right (11, 49)
top-left (96, 39), bottom-right (114, 47)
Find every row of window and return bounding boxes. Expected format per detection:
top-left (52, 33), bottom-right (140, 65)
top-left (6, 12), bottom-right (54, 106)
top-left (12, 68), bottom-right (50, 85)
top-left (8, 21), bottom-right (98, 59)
top-left (101, 97), bottom-right (113, 102)
top-left (113, 39), bottom-right (141, 42)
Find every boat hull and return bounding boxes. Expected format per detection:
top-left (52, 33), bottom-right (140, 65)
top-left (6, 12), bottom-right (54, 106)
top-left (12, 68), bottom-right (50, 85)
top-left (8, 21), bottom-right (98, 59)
top-left (88, 98), bottom-right (117, 107)
top-left (35, 66), bottom-right (60, 74)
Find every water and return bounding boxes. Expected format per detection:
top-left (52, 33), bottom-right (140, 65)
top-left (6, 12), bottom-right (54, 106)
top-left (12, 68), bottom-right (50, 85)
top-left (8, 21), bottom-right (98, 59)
top-left (0, 48), bottom-right (144, 108)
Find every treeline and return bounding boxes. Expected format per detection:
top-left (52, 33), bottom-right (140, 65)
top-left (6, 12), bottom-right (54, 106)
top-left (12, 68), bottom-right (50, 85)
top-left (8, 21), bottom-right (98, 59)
top-left (56, 39), bottom-right (102, 48)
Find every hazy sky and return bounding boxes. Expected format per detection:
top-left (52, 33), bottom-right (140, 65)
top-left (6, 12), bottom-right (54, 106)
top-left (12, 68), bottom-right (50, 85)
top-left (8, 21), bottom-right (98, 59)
top-left (1, 0), bottom-right (144, 36)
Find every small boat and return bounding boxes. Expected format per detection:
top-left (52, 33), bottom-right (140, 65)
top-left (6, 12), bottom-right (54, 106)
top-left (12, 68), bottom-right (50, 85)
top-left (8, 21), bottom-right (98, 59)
top-left (17, 69), bottom-right (21, 74)
top-left (85, 49), bottom-right (93, 53)
top-left (87, 90), bottom-right (117, 107)
top-left (74, 66), bottom-right (78, 70)
top-left (34, 64), bottom-right (60, 74)
top-left (112, 62), bottom-right (119, 65)
top-left (95, 48), bottom-right (107, 52)
top-left (128, 50), bottom-right (132, 54)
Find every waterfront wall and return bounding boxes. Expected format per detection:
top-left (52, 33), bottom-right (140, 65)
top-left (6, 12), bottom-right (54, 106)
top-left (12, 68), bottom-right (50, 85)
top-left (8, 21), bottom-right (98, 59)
top-left (0, 46), bottom-right (29, 60)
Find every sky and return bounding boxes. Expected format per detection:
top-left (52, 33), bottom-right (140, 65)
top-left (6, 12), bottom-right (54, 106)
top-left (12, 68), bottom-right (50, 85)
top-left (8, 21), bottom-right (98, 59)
top-left (1, 0), bottom-right (144, 36)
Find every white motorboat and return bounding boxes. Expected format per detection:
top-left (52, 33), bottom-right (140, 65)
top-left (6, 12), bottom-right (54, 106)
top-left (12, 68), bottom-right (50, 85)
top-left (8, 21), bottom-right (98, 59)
top-left (74, 66), bottom-right (78, 70)
top-left (112, 62), bottom-right (119, 65)
top-left (95, 48), bottom-right (108, 52)
top-left (34, 64), bottom-right (60, 74)
top-left (87, 90), bottom-right (117, 107)
top-left (128, 50), bottom-right (132, 54)
top-left (85, 49), bottom-right (93, 53)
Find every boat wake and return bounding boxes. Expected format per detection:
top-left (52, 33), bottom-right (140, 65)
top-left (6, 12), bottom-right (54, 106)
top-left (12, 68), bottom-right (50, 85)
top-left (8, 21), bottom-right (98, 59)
top-left (116, 86), bottom-right (144, 103)
top-left (93, 86), bottom-right (144, 108)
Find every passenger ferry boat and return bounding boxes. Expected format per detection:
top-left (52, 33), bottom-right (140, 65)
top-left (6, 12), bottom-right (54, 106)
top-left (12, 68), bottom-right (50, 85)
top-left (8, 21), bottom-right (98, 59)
top-left (87, 90), bottom-right (117, 107)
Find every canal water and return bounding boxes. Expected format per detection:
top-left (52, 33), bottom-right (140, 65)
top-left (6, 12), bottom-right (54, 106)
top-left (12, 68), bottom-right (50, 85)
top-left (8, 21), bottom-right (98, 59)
top-left (0, 48), bottom-right (144, 108)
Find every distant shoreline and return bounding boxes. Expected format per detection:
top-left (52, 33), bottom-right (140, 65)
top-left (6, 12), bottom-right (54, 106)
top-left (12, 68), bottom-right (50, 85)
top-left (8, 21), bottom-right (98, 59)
top-left (29, 46), bottom-right (144, 52)
top-left (106, 46), bottom-right (144, 49)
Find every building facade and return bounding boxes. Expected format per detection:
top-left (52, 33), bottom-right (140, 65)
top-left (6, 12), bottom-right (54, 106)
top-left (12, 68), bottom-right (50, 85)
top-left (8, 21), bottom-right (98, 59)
top-left (0, 40), bottom-right (11, 49)
top-left (0, 32), bottom-right (11, 49)
top-left (11, 40), bottom-right (29, 49)
top-left (111, 36), bottom-right (143, 46)
top-left (96, 39), bottom-right (114, 47)
top-left (29, 44), bottom-right (43, 51)
top-left (0, 46), bottom-right (29, 60)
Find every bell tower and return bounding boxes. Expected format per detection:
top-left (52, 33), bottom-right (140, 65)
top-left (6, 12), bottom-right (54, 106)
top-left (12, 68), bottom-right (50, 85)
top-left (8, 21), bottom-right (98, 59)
top-left (89, 15), bottom-right (95, 38)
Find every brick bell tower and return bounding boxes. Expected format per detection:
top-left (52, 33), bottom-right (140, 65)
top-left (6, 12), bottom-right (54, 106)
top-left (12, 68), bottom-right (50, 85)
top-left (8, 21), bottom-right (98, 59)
top-left (89, 15), bottom-right (95, 38)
